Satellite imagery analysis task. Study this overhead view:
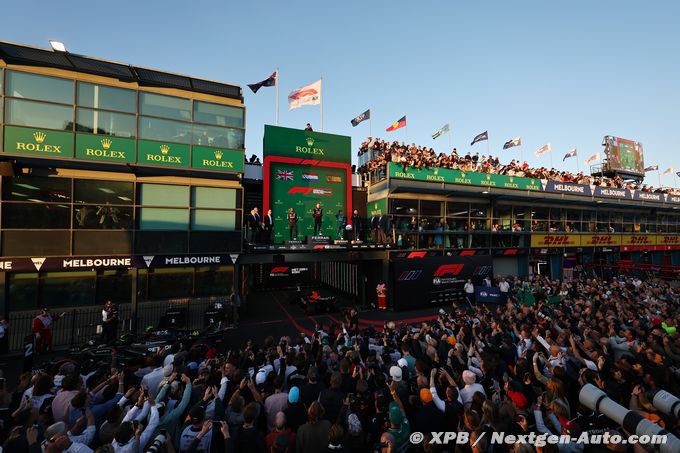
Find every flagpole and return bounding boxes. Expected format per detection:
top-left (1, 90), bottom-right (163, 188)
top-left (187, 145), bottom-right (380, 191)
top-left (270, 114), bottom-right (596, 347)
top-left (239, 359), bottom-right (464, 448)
top-left (658, 169), bottom-right (661, 188)
top-left (405, 116), bottom-right (408, 143)
top-left (369, 116), bottom-right (372, 138)
top-left (448, 122), bottom-right (452, 152)
top-left (319, 77), bottom-right (323, 132)
top-left (549, 150), bottom-right (553, 169)
top-left (275, 67), bottom-right (279, 126)
top-left (576, 152), bottom-right (580, 173)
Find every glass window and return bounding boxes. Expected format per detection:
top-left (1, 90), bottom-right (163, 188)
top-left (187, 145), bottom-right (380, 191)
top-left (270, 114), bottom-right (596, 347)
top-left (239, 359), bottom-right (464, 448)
top-left (148, 267), bottom-right (193, 299)
top-left (193, 101), bottom-right (244, 128)
top-left (77, 82), bottom-right (136, 113)
top-left (139, 92), bottom-right (191, 121)
top-left (192, 187), bottom-right (237, 209)
top-left (3, 176), bottom-right (71, 202)
top-left (75, 108), bottom-right (136, 138)
top-left (140, 184), bottom-right (189, 207)
top-left (420, 200), bottom-right (444, 218)
top-left (493, 205), bottom-right (513, 231)
top-left (192, 124), bottom-right (244, 149)
top-left (191, 210), bottom-right (236, 230)
top-left (5, 71), bottom-right (74, 104)
top-left (74, 179), bottom-right (133, 205)
top-left (139, 208), bottom-right (189, 230)
top-left (5, 98), bottom-right (73, 130)
top-left (2, 231), bottom-right (70, 256)
top-left (390, 199), bottom-right (418, 216)
top-left (2, 203), bottom-right (71, 228)
top-left (41, 271), bottom-right (96, 307)
top-left (8, 273), bottom-right (38, 311)
top-left (195, 266), bottom-right (233, 297)
top-left (96, 270), bottom-right (133, 304)
top-left (139, 116), bottom-right (192, 144)
top-left (74, 205), bottom-right (133, 229)
top-left (74, 231), bottom-right (133, 254)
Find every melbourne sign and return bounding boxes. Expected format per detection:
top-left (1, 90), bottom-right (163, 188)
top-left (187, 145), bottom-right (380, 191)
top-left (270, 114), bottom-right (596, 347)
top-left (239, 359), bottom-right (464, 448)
top-left (4, 126), bottom-right (74, 158)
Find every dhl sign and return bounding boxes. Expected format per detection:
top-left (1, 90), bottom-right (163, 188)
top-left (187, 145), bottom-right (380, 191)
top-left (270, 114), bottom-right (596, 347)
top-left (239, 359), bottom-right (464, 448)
top-left (530, 234), bottom-right (580, 248)
top-left (580, 234), bottom-right (621, 246)
top-left (621, 234), bottom-right (656, 246)
top-left (656, 235), bottom-right (680, 245)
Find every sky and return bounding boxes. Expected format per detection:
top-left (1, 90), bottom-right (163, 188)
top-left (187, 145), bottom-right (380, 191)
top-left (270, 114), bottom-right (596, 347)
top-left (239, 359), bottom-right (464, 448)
top-left (2, 0), bottom-right (679, 186)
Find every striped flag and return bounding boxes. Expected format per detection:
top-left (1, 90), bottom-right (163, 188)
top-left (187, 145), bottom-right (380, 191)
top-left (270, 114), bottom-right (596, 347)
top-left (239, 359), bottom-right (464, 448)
top-left (644, 164), bottom-right (659, 172)
top-left (534, 143), bottom-right (551, 157)
top-left (432, 124), bottom-right (450, 140)
top-left (662, 167), bottom-right (674, 175)
top-left (503, 137), bottom-right (522, 150)
top-left (470, 131), bottom-right (488, 146)
top-left (563, 148), bottom-right (577, 161)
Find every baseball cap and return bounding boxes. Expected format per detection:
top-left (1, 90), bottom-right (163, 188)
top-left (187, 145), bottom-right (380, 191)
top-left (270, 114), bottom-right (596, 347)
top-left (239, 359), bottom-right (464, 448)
top-left (188, 406), bottom-right (205, 424)
top-left (389, 365), bottom-right (402, 382)
top-left (388, 401), bottom-right (404, 425)
top-left (397, 358), bottom-right (408, 368)
top-left (288, 386), bottom-right (300, 404)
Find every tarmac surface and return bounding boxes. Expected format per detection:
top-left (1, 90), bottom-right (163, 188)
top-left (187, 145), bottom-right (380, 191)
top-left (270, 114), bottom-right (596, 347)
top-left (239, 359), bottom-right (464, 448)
top-left (0, 287), bottom-right (441, 385)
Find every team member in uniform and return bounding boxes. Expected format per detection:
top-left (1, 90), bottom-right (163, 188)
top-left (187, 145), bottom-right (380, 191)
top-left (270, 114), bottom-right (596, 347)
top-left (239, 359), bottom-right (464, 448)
top-left (335, 209), bottom-right (346, 239)
top-left (287, 207), bottom-right (299, 240)
top-left (351, 209), bottom-right (361, 242)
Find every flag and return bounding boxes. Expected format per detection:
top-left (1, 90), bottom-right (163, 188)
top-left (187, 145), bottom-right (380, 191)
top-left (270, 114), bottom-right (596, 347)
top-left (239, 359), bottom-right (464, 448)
top-left (247, 71), bottom-right (277, 93)
top-left (503, 137), bottom-right (522, 150)
top-left (302, 172), bottom-right (319, 181)
top-left (351, 109), bottom-right (370, 127)
top-left (534, 143), bottom-right (551, 157)
top-left (470, 131), bottom-right (488, 146)
top-left (432, 124), bottom-right (450, 140)
top-left (584, 153), bottom-right (600, 165)
top-left (288, 79), bottom-right (321, 110)
top-left (563, 148), bottom-right (577, 161)
top-left (677, 171), bottom-right (680, 178)
top-left (644, 164), bottom-right (659, 172)
top-left (276, 169), bottom-right (294, 181)
top-left (662, 167), bottom-right (674, 175)
top-left (386, 116), bottom-right (406, 132)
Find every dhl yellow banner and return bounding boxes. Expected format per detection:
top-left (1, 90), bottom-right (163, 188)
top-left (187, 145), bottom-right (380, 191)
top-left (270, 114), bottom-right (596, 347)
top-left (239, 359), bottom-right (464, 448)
top-left (621, 234), bottom-right (656, 246)
top-left (656, 235), bottom-right (680, 246)
top-left (580, 234), bottom-right (621, 246)
top-left (531, 234), bottom-right (580, 248)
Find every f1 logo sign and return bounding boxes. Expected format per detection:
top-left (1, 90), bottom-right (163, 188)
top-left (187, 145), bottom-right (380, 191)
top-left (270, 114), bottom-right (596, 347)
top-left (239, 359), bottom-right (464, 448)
top-left (433, 264), bottom-right (465, 277)
top-left (397, 270), bottom-right (422, 281)
top-left (270, 266), bottom-right (289, 274)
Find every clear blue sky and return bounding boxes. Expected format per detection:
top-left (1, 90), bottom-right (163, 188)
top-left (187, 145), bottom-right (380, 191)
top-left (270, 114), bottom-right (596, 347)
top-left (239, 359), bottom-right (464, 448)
top-left (3, 0), bottom-right (679, 186)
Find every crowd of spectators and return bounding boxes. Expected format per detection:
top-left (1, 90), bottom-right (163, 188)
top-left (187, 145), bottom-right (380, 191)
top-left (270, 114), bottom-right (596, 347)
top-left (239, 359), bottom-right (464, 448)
top-left (358, 138), bottom-right (679, 195)
top-left (1, 275), bottom-right (679, 453)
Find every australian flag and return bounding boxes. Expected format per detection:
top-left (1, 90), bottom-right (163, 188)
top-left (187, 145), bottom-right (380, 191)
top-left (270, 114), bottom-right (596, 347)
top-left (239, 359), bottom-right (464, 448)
top-left (351, 109), bottom-right (371, 127)
top-left (470, 131), bottom-right (488, 146)
top-left (247, 71), bottom-right (277, 93)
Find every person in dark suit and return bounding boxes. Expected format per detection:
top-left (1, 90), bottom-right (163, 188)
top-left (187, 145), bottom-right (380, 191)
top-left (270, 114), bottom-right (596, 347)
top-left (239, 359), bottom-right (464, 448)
top-left (350, 209), bottom-right (361, 242)
top-left (263, 208), bottom-right (274, 243)
top-left (377, 213), bottom-right (388, 243)
top-left (247, 208), bottom-right (258, 243)
top-left (370, 212), bottom-right (378, 243)
top-left (253, 207), bottom-right (262, 242)
top-left (287, 207), bottom-right (299, 240)
top-left (312, 203), bottom-right (323, 236)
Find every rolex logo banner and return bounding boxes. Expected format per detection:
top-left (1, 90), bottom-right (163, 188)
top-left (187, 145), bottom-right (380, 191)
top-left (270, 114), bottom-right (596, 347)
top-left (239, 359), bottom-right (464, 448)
top-left (4, 126), bottom-right (74, 158)
top-left (76, 134), bottom-right (136, 163)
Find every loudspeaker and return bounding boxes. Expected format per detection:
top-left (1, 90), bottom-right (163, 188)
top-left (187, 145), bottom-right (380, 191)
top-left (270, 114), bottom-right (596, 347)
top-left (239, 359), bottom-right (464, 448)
top-left (0, 162), bottom-right (15, 176)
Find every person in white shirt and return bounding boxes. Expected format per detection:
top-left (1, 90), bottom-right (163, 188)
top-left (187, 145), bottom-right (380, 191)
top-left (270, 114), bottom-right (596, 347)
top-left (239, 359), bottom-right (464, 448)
top-left (459, 370), bottom-right (486, 410)
top-left (498, 278), bottom-right (510, 294)
top-left (464, 279), bottom-right (475, 303)
top-left (139, 356), bottom-right (167, 397)
top-left (112, 397), bottom-right (160, 453)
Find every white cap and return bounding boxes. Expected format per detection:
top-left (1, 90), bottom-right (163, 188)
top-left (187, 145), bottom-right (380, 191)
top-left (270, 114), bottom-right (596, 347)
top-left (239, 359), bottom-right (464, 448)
top-left (256, 370), bottom-right (268, 385)
top-left (390, 365), bottom-right (403, 382)
top-left (397, 358), bottom-right (408, 368)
